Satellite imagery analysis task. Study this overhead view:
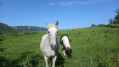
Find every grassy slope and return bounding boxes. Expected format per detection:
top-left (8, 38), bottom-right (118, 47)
top-left (0, 27), bottom-right (119, 67)
top-left (0, 23), bottom-right (13, 34)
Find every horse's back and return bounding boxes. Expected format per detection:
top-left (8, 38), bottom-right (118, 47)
top-left (62, 36), bottom-right (70, 48)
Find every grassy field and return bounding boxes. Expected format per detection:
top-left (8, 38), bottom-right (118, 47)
top-left (0, 27), bottom-right (119, 67)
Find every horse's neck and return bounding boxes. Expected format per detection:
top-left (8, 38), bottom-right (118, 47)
top-left (44, 34), bottom-right (58, 48)
top-left (63, 41), bottom-right (70, 48)
top-left (42, 34), bottom-right (50, 46)
top-left (45, 34), bottom-right (50, 45)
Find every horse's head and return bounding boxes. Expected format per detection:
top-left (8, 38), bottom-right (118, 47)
top-left (46, 21), bottom-right (59, 50)
top-left (60, 34), bottom-right (72, 58)
top-left (65, 47), bottom-right (72, 58)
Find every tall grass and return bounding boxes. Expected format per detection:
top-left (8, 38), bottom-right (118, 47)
top-left (0, 27), bottom-right (119, 67)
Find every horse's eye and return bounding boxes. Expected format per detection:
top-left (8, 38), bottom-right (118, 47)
top-left (48, 31), bottom-right (49, 33)
top-left (57, 31), bottom-right (58, 33)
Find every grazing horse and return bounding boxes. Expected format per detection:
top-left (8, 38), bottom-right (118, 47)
top-left (40, 21), bottom-right (59, 67)
top-left (60, 34), bottom-right (72, 58)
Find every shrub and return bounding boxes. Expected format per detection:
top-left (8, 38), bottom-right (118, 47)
top-left (104, 34), bottom-right (108, 38)
top-left (91, 24), bottom-right (96, 27)
top-left (11, 30), bottom-right (18, 37)
top-left (24, 31), bottom-right (39, 36)
top-left (78, 32), bottom-right (81, 35)
top-left (24, 31), bottom-right (31, 35)
top-left (87, 38), bottom-right (90, 41)
top-left (0, 31), bottom-right (4, 43)
top-left (31, 32), bottom-right (39, 36)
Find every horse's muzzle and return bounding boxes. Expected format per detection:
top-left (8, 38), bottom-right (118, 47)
top-left (51, 45), bottom-right (57, 50)
top-left (66, 48), bottom-right (72, 58)
top-left (67, 54), bottom-right (72, 58)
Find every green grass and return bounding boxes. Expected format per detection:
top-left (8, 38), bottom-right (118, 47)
top-left (0, 27), bottom-right (119, 67)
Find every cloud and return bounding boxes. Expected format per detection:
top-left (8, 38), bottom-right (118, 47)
top-left (48, 1), bottom-right (78, 6)
top-left (57, 1), bottom-right (78, 6)
top-left (48, 0), bottom-right (108, 6)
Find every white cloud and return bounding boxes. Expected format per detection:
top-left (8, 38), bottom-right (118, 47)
top-left (57, 1), bottom-right (78, 6)
top-left (48, 1), bottom-right (78, 6)
top-left (48, 0), bottom-right (108, 6)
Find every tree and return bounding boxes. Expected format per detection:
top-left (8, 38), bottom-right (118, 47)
top-left (109, 9), bottom-right (119, 25)
top-left (91, 24), bottom-right (96, 27)
top-left (109, 18), bottom-right (113, 24)
top-left (115, 9), bottom-right (119, 24)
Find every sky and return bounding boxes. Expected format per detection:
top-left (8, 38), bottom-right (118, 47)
top-left (0, 0), bottom-right (119, 29)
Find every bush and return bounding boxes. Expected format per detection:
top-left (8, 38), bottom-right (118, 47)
top-left (0, 31), bottom-right (4, 43)
top-left (31, 32), bottom-right (39, 36)
top-left (11, 30), bottom-right (18, 37)
top-left (24, 31), bottom-right (39, 36)
top-left (91, 24), bottom-right (96, 27)
top-left (24, 31), bottom-right (31, 35)
top-left (97, 24), bottom-right (106, 27)
top-left (78, 32), bottom-right (81, 35)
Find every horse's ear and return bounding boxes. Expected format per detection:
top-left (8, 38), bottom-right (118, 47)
top-left (55, 21), bottom-right (59, 26)
top-left (60, 38), bottom-right (63, 45)
top-left (68, 36), bottom-right (72, 43)
top-left (60, 40), bottom-right (63, 45)
top-left (69, 39), bottom-right (72, 42)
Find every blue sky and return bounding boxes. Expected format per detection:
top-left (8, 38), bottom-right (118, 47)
top-left (0, 0), bottom-right (119, 29)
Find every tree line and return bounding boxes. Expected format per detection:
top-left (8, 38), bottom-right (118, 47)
top-left (91, 9), bottom-right (119, 28)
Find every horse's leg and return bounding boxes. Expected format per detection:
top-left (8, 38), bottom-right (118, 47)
top-left (63, 50), bottom-right (65, 56)
top-left (44, 55), bottom-right (49, 67)
top-left (52, 56), bottom-right (57, 67)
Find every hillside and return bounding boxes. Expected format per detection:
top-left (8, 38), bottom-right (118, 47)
top-left (0, 27), bottom-right (119, 67)
top-left (0, 22), bottom-right (13, 34)
top-left (13, 26), bottom-right (47, 33)
top-left (0, 22), bottom-right (47, 33)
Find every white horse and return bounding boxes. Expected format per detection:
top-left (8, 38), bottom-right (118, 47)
top-left (60, 34), bottom-right (72, 58)
top-left (40, 21), bottom-right (59, 67)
